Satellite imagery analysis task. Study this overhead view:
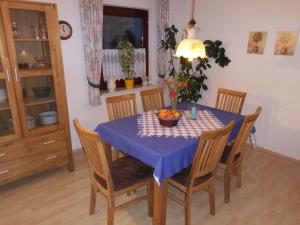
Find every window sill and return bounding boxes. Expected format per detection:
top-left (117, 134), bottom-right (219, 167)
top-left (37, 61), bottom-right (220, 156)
top-left (100, 84), bottom-right (158, 97)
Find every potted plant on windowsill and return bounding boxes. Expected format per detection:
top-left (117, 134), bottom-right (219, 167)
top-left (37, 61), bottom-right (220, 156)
top-left (118, 40), bottom-right (135, 89)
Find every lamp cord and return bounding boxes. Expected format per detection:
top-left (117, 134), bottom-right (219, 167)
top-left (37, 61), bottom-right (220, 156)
top-left (189, 0), bottom-right (196, 26)
top-left (191, 0), bottom-right (196, 20)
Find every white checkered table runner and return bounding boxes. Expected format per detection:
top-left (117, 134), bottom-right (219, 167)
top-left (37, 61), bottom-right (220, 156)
top-left (137, 110), bottom-right (224, 138)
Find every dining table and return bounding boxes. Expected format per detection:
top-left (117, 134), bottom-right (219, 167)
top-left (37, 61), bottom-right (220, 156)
top-left (95, 102), bottom-right (245, 225)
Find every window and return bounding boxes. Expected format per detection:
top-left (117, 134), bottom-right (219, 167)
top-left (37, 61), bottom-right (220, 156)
top-left (100, 6), bottom-right (148, 91)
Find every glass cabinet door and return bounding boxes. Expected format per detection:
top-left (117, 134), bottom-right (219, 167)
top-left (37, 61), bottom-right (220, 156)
top-left (21, 75), bottom-right (59, 131)
top-left (0, 57), bottom-right (22, 140)
top-left (0, 9), bottom-right (21, 140)
top-left (0, 72), bottom-right (18, 138)
top-left (9, 8), bottom-right (52, 71)
top-left (1, 2), bottom-right (61, 136)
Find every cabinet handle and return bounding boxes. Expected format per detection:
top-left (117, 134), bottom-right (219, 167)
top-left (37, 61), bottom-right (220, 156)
top-left (6, 70), bottom-right (10, 83)
top-left (45, 155), bottom-right (57, 160)
top-left (42, 140), bottom-right (56, 145)
top-left (0, 170), bottom-right (8, 175)
top-left (14, 68), bottom-right (19, 82)
top-left (0, 153), bottom-right (6, 157)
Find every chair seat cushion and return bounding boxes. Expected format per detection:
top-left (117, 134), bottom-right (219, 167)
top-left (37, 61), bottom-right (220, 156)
top-left (95, 156), bottom-right (153, 191)
top-left (171, 166), bottom-right (212, 187)
top-left (220, 145), bottom-right (241, 164)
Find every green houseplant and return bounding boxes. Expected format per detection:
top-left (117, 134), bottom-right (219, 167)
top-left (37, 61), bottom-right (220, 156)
top-left (160, 25), bottom-right (231, 102)
top-left (118, 40), bottom-right (135, 89)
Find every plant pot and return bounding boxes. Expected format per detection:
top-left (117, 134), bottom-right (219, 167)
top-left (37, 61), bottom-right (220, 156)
top-left (124, 79), bottom-right (134, 89)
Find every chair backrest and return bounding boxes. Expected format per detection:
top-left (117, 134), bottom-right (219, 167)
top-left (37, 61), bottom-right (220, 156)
top-left (231, 107), bottom-right (262, 157)
top-left (73, 119), bottom-right (113, 192)
top-left (140, 87), bottom-right (165, 112)
top-left (189, 121), bottom-right (235, 187)
top-left (105, 93), bottom-right (137, 120)
top-left (215, 88), bottom-right (247, 114)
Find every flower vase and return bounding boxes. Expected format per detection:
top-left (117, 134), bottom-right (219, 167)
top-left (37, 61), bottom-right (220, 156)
top-left (170, 96), bottom-right (177, 110)
top-left (108, 77), bottom-right (116, 92)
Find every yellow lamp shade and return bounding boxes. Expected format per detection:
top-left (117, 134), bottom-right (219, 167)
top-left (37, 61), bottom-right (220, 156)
top-left (175, 38), bottom-right (206, 61)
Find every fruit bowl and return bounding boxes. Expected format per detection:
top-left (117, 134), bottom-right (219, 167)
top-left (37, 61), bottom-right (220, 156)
top-left (156, 109), bottom-right (182, 127)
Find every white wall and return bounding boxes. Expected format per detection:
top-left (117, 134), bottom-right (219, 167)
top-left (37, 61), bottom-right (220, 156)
top-left (31, 0), bottom-right (158, 149)
top-left (170, 0), bottom-right (300, 160)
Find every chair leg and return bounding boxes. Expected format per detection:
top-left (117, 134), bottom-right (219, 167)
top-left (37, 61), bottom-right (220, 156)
top-left (236, 160), bottom-right (242, 188)
top-left (90, 184), bottom-right (96, 215)
top-left (111, 148), bottom-right (118, 161)
top-left (249, 133), bottom-right (257, 149)
top-left (107, 204), bottom-right (115, 225)
top-left (224, 174), bottom-right (230, 203)
top-left (116, 151), bottom-right (120, 160)
top-left (147, 180), bottom-right (154, 217)
top-left (208, 183), bottom-right (216, 216)
top-left (185, 194), bottom-right (192, 225)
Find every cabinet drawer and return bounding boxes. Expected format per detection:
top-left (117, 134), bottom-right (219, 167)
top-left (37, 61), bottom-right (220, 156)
top-left (27, 149), bottom-right (68, 174)
top-left (24, 130), bottom-right (67, 156)
top-left (0, 141), bottom-right (24, 163)
top-left (0, 160), bottom-right (24, 184)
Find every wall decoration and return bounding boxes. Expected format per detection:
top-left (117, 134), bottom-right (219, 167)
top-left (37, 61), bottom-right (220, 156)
top-left (247, 31), bottom-right (267, 54)
top-left (274, 31), bottom-right (298, 56)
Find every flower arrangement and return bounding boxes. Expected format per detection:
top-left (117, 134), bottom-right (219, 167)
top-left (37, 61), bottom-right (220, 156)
top-left (117, 40), bottom-right (135, 80)
top-left (165, 75), bottom-right (188, 110)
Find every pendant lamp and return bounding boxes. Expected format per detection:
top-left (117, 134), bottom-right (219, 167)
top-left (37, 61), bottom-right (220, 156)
top-left (174, 0), bottom-right (206, 61)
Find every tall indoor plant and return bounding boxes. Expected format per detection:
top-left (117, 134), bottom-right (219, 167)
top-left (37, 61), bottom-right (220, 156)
top-left (160, 25), bottom-right (231, 102)
top-left (118, 40), bottom-right (135, 89)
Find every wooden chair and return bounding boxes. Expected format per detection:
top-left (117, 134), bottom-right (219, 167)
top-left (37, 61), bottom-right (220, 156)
top-left (140, 87), bottom-right (165, 112)
top-left (215, 88), bottom-right (247, 114)
top-left (105, 93), bottom-right (137, 159)
top-left (168, 121), bottom-right (235, 225)
top-left (218, 106), bottom-right (262, 203)
top-left (105, 93), bottom-right (137, 121)
top-left (73, 119), bottom-right (154, 225)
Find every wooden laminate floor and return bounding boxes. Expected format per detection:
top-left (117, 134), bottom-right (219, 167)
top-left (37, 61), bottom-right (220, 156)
top-left (1, 147), bottom-right (300, 225)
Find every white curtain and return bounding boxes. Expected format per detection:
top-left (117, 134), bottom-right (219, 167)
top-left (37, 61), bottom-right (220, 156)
top-left (102, 48), bottom-right (146, 81)
top-left (157, 0), bottom-right (169, 77)
top-left (79, 0), bottom-right (103, 106)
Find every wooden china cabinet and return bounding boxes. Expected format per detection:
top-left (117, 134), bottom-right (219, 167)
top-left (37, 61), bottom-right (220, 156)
top-left (0, 0), bottom-right (73, 185)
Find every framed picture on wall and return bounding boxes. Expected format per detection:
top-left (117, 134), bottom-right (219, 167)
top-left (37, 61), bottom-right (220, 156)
top-left (247, 31), bottom-right (267, 54)
top-left (274, 31), bottom-right (298, 56)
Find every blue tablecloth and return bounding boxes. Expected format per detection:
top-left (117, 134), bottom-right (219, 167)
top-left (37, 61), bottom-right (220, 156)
top-left (95, 102), bottom-right (244, 185)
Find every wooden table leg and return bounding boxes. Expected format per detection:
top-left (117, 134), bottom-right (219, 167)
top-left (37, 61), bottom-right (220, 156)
top-left (102, 141), bottom-right (112, 164)
top-left (153, 179), bottom-right (168, 225)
